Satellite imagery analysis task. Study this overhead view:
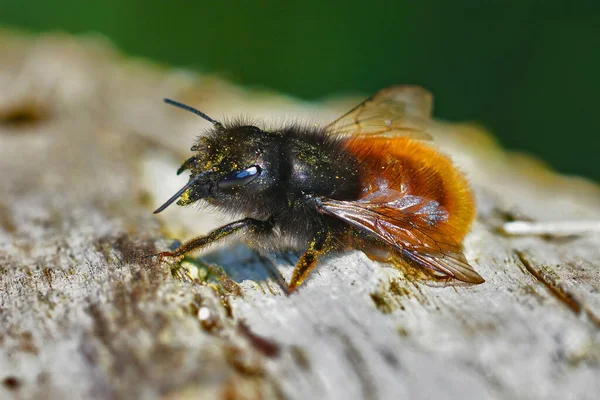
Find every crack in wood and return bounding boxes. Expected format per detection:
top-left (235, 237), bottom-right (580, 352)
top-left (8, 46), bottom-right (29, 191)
top-left (515, 250), bottom-right (600, 328)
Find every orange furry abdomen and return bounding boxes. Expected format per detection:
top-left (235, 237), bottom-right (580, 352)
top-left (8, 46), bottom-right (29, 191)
top-left (345, 137), bottom-right (475, 241)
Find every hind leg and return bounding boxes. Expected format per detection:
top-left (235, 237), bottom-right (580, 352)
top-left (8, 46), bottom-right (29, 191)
top-left (287, 228), bottom-right (332, 293)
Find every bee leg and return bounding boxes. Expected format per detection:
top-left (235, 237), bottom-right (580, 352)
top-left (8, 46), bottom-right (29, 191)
top-left (153, 217), bottom-right (273, 261)
top-left (287, 228), bottom-right (331, 293)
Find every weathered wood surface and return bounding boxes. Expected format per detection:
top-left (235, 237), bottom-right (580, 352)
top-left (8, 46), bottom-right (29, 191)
top-left (1, 32), bottom-right (599, 400)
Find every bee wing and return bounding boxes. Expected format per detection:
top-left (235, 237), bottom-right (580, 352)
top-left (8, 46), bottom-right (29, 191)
top-left (317, 191), bottom-right (484, 284)
top-left (327, 85), bottom-right (434, 140)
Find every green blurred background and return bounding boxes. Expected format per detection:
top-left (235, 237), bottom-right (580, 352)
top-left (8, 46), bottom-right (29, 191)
top-left (2, 1), bottom-right (599, 181)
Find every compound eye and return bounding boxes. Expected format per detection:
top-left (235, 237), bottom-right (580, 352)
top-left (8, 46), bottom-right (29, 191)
top-left (217, 165), bottom-right (261, 191)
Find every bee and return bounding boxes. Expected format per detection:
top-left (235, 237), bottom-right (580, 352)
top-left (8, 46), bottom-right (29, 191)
top-left (153, 86), bottom-right (484, 292)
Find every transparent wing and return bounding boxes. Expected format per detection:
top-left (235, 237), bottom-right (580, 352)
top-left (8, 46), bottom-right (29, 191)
top-left (317, 189), bottom-right (484, 284)
top-left (327, 85), bottom-right (434, 140)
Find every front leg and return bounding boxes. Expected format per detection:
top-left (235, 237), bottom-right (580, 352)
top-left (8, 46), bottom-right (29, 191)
top-left (154, 217), bottom-right (273, 260)
top-left (288, 227), bottom-right (332, 293)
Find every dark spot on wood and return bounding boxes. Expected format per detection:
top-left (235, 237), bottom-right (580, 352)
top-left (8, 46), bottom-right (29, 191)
top-left (19, 331), bottom-right (39, 355)
top-left (3, 376), bottom-right (21, 390)
top-left (43, 268), bottom-right (53, 289)
top-left (0, 102), bottom-right (49, 128)
top-left (136, 190), bottom-right (153, 209)
top-left (189, 299), bottom-right (200, 317)
top-left (0, 203), bottom-right (16, 233)
top-left (498, 209), bottom-right (533, 223)
top-left (370, 292), bottom-right (394, 314)
top-left (369, 288), bottom-right (404, 314)
top-left (499, 210), bottom-right (517, 223)
top-left (220, 296), bottom-right (234, 319)
top-left (238, 322), bottom-right (280, 358)
top-left (388, 279), bottom-right (410, 298)
top-left (396, 326), bottom-right (409, 337)
top-left (289, 345), bottom-right (311, 371)
top-left (378, 348), bottom-right (402, 370)
top-left (223, 345), bottom-right (265, 377)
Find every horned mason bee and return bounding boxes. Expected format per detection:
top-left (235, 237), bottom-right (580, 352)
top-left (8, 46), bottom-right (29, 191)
top-left (153, 86), bottom-right (484, 292)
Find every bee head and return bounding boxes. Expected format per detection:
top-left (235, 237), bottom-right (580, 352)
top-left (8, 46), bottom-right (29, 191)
top-left (154, 99), bottom-right (280, 214)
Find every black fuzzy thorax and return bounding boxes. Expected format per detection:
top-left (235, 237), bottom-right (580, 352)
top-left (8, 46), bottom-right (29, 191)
top-left (193, 120), bottom-right (361, 249)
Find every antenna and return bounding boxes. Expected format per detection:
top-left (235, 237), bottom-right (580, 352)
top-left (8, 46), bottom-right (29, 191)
top-left (153, 176), bottom-right (199, 214)
top-left (163, 98), bottom-right (223, 129)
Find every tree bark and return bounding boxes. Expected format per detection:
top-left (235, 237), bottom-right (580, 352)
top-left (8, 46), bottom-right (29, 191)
top-left (1, 32), bottom-right (599, 400)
